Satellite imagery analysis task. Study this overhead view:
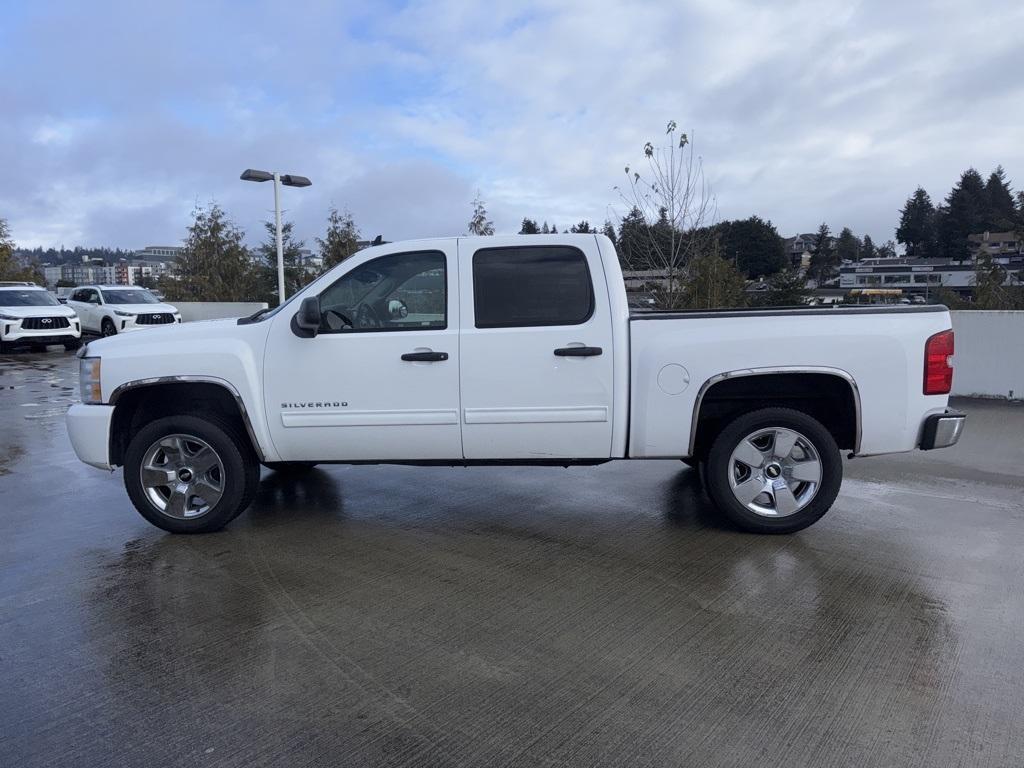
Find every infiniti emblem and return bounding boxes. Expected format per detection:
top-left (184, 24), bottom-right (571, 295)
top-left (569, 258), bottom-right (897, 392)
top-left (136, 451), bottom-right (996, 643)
top-left (41, 318), bottom-right (52, 324)
top-left (152, 313), bottom-right (160, 318)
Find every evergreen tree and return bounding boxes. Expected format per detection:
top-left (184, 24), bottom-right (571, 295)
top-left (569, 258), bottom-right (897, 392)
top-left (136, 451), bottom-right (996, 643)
top-left (752, 268), bottom-right (810, 307)
top-left (617, 206), bottom-right (650, 271)
top-left (984, 166), bottom-right (1016, 230)
top-left (601, 219), bottom-right (617, 247)
top-left (550, 224), bottom-right (558, 234)
top-left (318, 206), bottom-right (361, 270)
top-left (937, 169), bottom-right (987, 261)
top-left (0, 218), bottom-right (43, 284)
top-left (162, 203), bottom-right (255, 302)
top-left (896, 188), bottom-right (937, 257)
top-left (467, 192), bottom-right (494, 236)
top-left (835, 227), bottom-right (861, 263)
top-left (678, 239), bottom-right (748, 309)
top-left (807, 223), bottom-right (837, 284)
top-left (570, 220), bottom-right (594, 233)
top-left (715, 216), bottom-right (787, 278)
top-left (860, 234), bottom-right (875, 261)
top-left (255, 220), bottom-right (311, 304)
top-left (518, 218), bottom-right (540, 234)
top-left (541, 221), bottom-right (550, 234)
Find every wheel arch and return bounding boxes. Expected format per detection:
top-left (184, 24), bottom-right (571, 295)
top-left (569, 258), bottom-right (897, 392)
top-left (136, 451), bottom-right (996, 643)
top-left (688, 367), bottom-right (861, 459)
top-left (108, 377), bottom-right (265, 466)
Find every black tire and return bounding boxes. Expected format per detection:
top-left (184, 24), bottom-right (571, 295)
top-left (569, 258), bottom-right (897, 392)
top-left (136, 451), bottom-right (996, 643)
top-left (0, 340), bottom-right (11, 354)
top-left (101, 317), bottom-right (117, 337)
top-left (64, 339), bottom-right (82, 351)
top-left (704, 407), bottom-right (842, 534)
top-left (262, 461), bottom-right (319, 473)
top-left (124, 414), bottom-right (260, 533)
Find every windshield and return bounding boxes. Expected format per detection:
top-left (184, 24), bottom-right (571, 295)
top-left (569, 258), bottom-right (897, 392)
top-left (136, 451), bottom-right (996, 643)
top-left (101, 289), bottom-right (159, 305)
top-left (0, 289), bottom-right (60, 307)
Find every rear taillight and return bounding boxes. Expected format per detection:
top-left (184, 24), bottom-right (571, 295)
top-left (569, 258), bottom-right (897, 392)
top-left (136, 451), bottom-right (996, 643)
top-left (924, 329), bottom-right (954, 395)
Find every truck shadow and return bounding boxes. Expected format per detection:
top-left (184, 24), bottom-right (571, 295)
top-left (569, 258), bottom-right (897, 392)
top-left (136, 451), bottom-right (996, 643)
top-left (661, 465), bottom-right (734, 532)
top-left (245, 468), bottom-right (347, 527)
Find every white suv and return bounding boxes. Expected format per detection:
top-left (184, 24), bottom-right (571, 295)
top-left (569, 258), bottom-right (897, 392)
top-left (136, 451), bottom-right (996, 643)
top-left (0, 282), bottom-right (82, 352)
top-left (66, 285), bottom-right (180, 337)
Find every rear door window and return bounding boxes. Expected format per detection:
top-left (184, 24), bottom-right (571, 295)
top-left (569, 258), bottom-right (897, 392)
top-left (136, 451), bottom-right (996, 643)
top-left (472, 246), bottom-right (594, 328)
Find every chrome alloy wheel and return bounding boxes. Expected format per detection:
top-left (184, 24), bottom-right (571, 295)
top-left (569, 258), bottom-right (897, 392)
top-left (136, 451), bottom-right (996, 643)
top-left (727, 427), bottom-right (822, 517)
top-left (140, 434), bottom-right (225, 519)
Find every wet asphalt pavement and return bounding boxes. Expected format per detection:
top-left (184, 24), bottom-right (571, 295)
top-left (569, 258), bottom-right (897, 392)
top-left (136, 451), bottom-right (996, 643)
top-left (2, 349), bottom-right (1023, 767)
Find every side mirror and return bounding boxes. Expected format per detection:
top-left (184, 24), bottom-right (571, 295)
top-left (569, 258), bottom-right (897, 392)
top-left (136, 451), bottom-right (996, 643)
top-left (387, 298), bottom-right (409, 320)
top-left (291, 296), bottom-right (321, 338)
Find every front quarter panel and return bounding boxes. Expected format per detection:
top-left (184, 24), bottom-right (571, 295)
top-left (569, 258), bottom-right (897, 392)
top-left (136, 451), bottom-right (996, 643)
top-left (90, 319), bottom-right (279, 461)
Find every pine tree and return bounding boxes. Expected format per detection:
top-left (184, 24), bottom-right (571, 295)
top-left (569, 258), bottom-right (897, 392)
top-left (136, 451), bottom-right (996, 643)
top-left (937, 169), bottom-right (988, 261)
top-left (570, 221), bottom-right (594, 233)
top-left (753, 268), bottom-right (809, 307)
top-left (860, 234), bottom-right (875, 261)
top-left (519, 218), bottom-right (540, 234)
top-left (541, 221), bottom-right (550, 234)
top-left (255, 220), bottom-right (310, 304)
top-left (807, 223), bottom-right (837, 284)
top-left (896, 188), bottom-right (936, 257)
top-left (318, 207), bottom-right (361, 270)
top-left (0, 218), bottom-right (43, 283)
top-left (679, 239), bottom-right (748, 309)
top-left (601, 220), bottom-right (617, 247)
top-left (984, 166), bottom-right (1016, 230)
top-left (835, 227), bottom-right (861, 263)
top-left (467, 192), bottom-right (494, 236)
top-left (550, 224), bottom-right (558, 234)
top-left (162, 203), bottom-right (255, 302)
top-left (617, 207), bottom-right (650, 271)
top-left (714, 216), bottom-right (787, 278)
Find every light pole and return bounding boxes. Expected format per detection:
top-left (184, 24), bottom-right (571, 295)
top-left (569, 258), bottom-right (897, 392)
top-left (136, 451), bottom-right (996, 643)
top-left (240, 169), bottom-right (311, 305)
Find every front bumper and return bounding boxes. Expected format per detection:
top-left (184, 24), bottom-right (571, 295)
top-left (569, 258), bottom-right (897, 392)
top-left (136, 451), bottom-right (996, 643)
top-left (2, 324), bottom-right (81, 343)
top-left (66, 403), bottom-right (115, 470)
top-left (920, 408), bottom-right (966, 450)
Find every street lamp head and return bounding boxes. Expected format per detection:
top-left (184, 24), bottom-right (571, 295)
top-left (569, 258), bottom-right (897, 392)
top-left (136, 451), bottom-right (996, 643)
top-left (281, 174), bottom-right (312, 188)
top-left (240, 169), bottom-right (274, 182)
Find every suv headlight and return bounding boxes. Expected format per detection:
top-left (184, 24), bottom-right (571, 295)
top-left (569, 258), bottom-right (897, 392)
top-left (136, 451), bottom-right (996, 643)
top-left (113, 310), bottom-right (136, 317)
top-left (0, 312), bottom-right (21, 321)
top-left (79, 357), bottom-right (102, 404)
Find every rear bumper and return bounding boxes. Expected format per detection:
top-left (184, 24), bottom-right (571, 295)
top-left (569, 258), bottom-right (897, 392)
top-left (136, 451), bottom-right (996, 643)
top-left (920, 408), bottom-right (966, 450)
top-left (66, 403), bottom-right (115, 470)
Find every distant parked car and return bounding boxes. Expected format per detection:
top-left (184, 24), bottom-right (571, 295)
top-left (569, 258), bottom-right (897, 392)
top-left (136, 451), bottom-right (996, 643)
top-left (0, 282), bottom-right (82, 352)
top-left (66, 285), bottom-right (180, 337)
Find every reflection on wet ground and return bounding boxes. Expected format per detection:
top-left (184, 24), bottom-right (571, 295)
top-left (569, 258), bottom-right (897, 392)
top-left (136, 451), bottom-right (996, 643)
top-left (2, 349), bottom-right (1023, 767)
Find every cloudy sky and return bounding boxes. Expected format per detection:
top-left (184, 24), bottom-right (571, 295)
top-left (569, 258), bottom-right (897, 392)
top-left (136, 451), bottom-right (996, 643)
top-left (2, 0), bottom-right (1022, 251)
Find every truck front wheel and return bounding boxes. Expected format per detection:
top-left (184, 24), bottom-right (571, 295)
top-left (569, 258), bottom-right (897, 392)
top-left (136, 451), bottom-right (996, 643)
top-left (704, 407), bottom-right (842, 534)
top-left (123, 414), bottom-right (260, 533)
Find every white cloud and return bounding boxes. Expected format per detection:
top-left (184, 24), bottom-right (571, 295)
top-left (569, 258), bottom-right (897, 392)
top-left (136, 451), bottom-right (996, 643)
top-left (2, 0), bottom-right (1024, 249)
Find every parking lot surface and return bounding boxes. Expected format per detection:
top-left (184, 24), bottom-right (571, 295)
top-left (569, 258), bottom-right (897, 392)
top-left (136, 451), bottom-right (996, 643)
top-left (2, 349), bottom-right (1023, 767)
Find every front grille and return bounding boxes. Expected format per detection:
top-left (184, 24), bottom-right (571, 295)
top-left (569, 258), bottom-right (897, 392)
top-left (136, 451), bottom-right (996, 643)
top-left (22, 316), bottom-right (70, 330)
top-left (135, 313), bottom-right (175, 325)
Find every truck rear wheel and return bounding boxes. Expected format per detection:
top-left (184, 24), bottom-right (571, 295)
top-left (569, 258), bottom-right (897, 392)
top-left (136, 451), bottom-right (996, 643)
top-left (704, 407), bottom-right (842, 534)
top-left (123, 414), bottom-right (260, 533)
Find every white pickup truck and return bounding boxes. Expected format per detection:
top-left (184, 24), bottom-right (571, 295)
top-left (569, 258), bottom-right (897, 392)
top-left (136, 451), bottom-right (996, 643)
top-left (66, 234), bottom-right (964, 534)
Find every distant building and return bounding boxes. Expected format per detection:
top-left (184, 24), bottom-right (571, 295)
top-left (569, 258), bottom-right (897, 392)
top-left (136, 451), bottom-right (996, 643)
top-left (839, 257), bottom-right (1024, 297)
top-left (134, 246), bottom-right (182, 261)
top-left (783, 233), bottom-right (838, 269)
top-left (968, 231), bottom-right (1022, 260)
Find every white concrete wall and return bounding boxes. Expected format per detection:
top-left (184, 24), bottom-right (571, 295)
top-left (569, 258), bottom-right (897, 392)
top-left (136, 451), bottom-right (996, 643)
top-left (174, 302), bottom-right (268, 322)
top-left (950, 311), bottom-right (1024, 400)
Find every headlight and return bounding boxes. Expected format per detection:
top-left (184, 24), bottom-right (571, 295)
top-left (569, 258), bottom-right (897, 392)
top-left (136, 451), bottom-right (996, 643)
top-left (79, 357), bottom-right (102, 404)
top-left (0, 312), bottom-right (21, 321)
top-left (113, 310), bottom-right (136, 317)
